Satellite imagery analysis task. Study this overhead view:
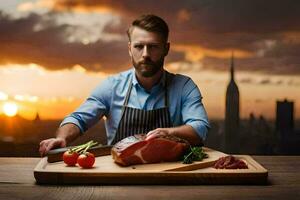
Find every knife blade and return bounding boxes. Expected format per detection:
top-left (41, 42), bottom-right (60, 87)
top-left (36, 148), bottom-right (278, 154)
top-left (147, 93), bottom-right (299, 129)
top-left (46, 144), bottom-right (112, 163)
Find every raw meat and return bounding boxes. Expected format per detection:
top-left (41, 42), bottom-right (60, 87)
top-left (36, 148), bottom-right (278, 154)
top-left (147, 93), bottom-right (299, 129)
top-left (213, 155), bottom-right (248, 169)
top-left (111, 134), bottom-right (189, 166)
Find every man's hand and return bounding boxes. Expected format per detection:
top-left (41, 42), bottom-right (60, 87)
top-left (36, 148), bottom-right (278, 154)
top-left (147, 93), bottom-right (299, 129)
top-left (39, 123), bottom-right (81, 157)
top-left (146, 128), bottom-right (173, 140)
top-left (39, 137), bottom-right (66, 157)
top-left (146, 125), bottom-right (203, 146)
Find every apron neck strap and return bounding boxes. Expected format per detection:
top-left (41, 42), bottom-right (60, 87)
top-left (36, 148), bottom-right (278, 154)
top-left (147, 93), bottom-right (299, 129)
top-left (124, 77), bottom-right (133, 106)
top-left (164, 72), bottom-right (169, 107)
top-left (124, 72), bottom-right (170, 107)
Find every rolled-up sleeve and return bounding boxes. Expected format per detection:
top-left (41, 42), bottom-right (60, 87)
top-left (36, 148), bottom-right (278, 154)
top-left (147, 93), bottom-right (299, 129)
top-left (181, 79), bottom-right (210, 140)
top-left (60, 77), bottom-right (112, 133)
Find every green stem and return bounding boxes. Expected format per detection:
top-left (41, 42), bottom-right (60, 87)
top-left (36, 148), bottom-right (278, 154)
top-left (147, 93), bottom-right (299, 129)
top-left (69, 140), bottom-right (98, 153)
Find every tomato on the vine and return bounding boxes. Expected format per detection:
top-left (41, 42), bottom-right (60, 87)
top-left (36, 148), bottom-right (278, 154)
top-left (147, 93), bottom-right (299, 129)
top-left (63, 150), bottom-right (79, 166)
top-left (77, 152), bottom-right (95, 168)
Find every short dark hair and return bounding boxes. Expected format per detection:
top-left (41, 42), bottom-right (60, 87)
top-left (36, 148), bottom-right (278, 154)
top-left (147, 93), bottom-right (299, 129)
top-left (127, 14), bottom-right (169, 42)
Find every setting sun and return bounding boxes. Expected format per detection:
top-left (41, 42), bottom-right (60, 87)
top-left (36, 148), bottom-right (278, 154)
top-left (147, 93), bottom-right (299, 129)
top-left (3, 102), bottom-right (18, 117)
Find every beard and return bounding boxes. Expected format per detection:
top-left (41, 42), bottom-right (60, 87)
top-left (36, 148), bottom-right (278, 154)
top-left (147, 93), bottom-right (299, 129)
top-left (132, 56), bottom-right (165, 78)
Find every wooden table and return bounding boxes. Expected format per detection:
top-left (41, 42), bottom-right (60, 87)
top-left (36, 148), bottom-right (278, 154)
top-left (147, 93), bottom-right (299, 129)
top-left (0, 156), bottom-right (299, 200)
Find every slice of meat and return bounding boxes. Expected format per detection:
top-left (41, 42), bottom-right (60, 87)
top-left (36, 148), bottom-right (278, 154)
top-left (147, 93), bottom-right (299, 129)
top-left (111, 134), bottom-right (189, 166)
top-left (213, 155), bottom-right (248, 169)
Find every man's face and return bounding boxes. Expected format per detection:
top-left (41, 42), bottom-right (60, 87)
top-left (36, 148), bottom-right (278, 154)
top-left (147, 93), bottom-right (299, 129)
top-left (128, 27), bottom-right (169, 78)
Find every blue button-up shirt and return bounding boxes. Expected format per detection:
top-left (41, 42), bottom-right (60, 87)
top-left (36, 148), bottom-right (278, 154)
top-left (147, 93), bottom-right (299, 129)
top-left (61, 68), bottom-right (210, 145)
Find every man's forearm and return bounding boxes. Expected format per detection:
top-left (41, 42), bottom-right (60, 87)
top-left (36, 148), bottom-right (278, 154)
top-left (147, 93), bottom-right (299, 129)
top-left (56, 123), bottom-right (81, 144)
top-left (170, 125), bottom-right (203, 146)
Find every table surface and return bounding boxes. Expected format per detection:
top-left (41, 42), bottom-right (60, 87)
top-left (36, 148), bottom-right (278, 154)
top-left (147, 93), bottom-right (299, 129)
top-left (0, 156), bottom-right (299, 200)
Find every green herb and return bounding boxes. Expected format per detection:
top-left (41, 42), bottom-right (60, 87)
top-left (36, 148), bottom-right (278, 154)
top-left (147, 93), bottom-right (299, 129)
top-left (182, 146), bottom-right (208, 164)
top-left (69, 140), bottom-right (98, 154)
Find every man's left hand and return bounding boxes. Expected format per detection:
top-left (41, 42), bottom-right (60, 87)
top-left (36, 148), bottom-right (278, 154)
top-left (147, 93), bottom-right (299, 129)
top-left (145, 125), bottom-right (203, 146)
top-left (146, 128), bottom-right (174, 140)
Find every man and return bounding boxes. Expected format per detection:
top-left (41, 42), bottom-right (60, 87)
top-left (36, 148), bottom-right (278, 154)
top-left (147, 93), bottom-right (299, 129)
top-left (39, 14), bottom-right (210, 156)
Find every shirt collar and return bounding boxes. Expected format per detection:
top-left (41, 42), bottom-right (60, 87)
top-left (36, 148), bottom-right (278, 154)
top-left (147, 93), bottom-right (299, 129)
top-left (131, 68), bottom-right (166, 88)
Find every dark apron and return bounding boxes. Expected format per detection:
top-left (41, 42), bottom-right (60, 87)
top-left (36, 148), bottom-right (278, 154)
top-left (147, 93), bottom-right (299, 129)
top-left (112, 73), bottom-right (172, 144)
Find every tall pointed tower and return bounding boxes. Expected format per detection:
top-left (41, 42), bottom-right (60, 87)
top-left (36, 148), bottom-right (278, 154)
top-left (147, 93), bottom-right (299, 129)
top-left (225, 52), bottom-right (240, 153)
top-left (34, 112), bottom-right (41, 122)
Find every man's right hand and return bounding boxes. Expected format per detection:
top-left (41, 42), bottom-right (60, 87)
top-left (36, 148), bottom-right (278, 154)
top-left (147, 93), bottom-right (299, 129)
top-left (39, 137), bottom-right (66, 157)
top-left (39, 123), bottom-right (81, 157)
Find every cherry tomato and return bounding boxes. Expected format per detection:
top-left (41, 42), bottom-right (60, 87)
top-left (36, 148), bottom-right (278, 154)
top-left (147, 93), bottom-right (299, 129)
top-left (77, 152), bottom-right (95, 168)
top-left (63, 150), bottom-right (79, 166)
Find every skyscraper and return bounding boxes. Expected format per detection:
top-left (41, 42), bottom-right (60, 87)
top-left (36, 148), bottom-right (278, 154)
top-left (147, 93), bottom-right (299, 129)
top-left (225, 52), bottom-right (240, 153)
top-left (276, 99), bottom-right (294, 136)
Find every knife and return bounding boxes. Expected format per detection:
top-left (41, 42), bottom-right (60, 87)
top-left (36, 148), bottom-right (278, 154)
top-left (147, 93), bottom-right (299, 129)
top-left (46, 144), bottom-right (112, 163)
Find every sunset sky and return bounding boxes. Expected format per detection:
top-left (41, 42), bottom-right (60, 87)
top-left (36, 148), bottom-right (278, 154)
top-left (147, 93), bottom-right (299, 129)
top-left (0, 0), bottom-right (299, 120)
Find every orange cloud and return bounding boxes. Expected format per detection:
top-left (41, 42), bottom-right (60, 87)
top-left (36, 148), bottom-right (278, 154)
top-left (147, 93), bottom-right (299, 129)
top-left (172, 44), bottom-right (252, 62)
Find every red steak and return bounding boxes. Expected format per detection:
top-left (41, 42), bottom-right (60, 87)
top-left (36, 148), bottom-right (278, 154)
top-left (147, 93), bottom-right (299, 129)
top-left (111, 134), bottom-right (189, 166)
top-left (213, 155), bottom-right (248, 169)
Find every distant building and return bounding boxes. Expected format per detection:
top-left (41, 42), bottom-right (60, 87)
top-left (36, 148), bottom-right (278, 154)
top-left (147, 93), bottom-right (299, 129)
top-left (34, 112), bottom-right (41, 122)
top-left (275, 99), bottom-right (299, 154)
top-left (225, 52), bottom-right (240, 153)
top-left (276, 99), bottom-right (294, 135)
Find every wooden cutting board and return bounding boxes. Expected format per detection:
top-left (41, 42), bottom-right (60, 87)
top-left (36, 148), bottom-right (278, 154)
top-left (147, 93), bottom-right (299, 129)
top-left (34, 147), bottom-right (268, 185)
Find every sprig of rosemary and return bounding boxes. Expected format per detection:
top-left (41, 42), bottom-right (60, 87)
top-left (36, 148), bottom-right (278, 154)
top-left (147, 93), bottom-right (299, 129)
top-left (182, 146), bottom-right (208, 164)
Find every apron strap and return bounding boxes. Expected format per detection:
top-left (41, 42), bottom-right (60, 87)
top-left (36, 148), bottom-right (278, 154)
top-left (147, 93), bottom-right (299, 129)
top-left (164, 72), bottom-right (169, 107)
top-left (124, 77), bottom-right (133, 107)
top-left (125, 72), bottom-right (171, 107)
top-left (118, 76), bottom-right (133, 124)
